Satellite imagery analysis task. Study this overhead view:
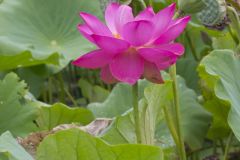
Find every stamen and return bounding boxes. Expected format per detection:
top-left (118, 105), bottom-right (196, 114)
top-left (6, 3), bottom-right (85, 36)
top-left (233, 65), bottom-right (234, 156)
top-left (114, 33), bottom-right (121, 39)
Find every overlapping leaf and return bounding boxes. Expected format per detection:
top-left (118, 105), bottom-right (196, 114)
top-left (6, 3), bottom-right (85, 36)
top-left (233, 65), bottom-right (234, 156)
top-left (0, 0), bottom-right (102, 69)
top-left (36, 129), bottom-right (164, 160)
top-left (78, 79), bottom-right (109, 103)
top-left (88, 80), bottom-right (149, 118)
top-left (0, 52), bottom-right (59, 71)
top-left (102, 82), bottom-right (173, 145)
top-left (198, 49), bottom-right (240, 140)
top-left (37, 103), bottom-right (94, 130)
top-left (0, 73), bottom-right (38, 137)
top-left (99, 77), bottom-right (210, 149)
top-left (0, 131), bottom-right (33, 160)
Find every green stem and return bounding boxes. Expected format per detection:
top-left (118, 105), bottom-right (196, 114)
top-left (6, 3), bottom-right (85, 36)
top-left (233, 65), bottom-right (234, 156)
top-left (223, 132), bottom-right (234, 160)
top-left (226, 0), bottom-right (240, 11)
top-left (48, 77), bottom-right (53, 104)
top-left (64, 88), bottom-right (78, 107)
top-left (219, 139), bottom-right (225, 154)
top-left (132, 82), bottom-right (142, 144)
top-left (163, 105), bottom-right (180, 147)
top-left (169, 65), bottom-right (186, 160)
top-left (137, 0), bottom-right (147, 9)
top-left (213, 141), bottom-right (217, 155)
top-left (185, 30), bottom-right (199, 61)
top-left (188, 144), bottom-right (240, 156)
top-left (57, 73), bottom-right (66, 103)
top-left (149, 0), bottom-right (153, 6)
top-left (227, 6), bottom-right (240, 41)
top-left (227, 25), bottom-right (239, 45)
top-left (43, 88), bottom-right (48, 103)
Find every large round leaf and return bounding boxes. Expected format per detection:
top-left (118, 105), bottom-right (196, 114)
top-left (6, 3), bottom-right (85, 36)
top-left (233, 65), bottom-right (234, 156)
top-left (101, 82), bottom-right (173, 145)
top-left (101, 77), bottom-right (211, 150)
top-left (88, 80), bottom-right (149, 118)
top-left (0, 52), bottom-right (59, 71)
top-left (37, 103), bottom-right (94, 131)
top-left (36, 129), bottom-right (164, 160)
top-left (0, 0), bottom-right (101, 68)
top-left (0, 131), bottom-right (33, 160)
top-left (198, 49), bottom-right (240, 141)
top-left (0, 73), bottom-right (38, 137)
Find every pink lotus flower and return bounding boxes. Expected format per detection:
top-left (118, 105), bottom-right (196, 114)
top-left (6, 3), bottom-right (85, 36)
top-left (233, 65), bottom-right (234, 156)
top-left (73, 3), bottom-right (190, 85)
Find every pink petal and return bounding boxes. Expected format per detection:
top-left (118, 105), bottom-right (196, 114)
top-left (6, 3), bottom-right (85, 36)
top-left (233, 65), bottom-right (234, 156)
top-left (138, 48), bottom-right (179, 70)
top-left (110, 52), bottom-right (144, 85)
top-left (156, 61), bottom-right (176, 70)
top-left (78, 24), bottom-right (95, 43)
top-left (105, 3), bottom-right (120, 34)
top-left (154, 16), bottom-right (191, 44)
top-left (152, 3), bottom-right (176, 39)
top-left (135, 7), bottom-right (155, 21)
top-left (80, 12), bottom-right (112, 36)
top-left (169, 19), bottom-right (178, 26)
top-left (144, 61), bottom-right (164, 84)
top-left (91, 35), bottom-right (130, 53)
top-left (139, 48), bottom-right (177, 63)
top-left (72, 49), bottom-right (113, 69)
top-left (122, 20), bottom-right (154, 46)
top-left (114, 5), bottom-right (134, 35)
top-left (100, 65), bottom-right (119, 84)
top-left (158, 43), bottom-right (185, 56)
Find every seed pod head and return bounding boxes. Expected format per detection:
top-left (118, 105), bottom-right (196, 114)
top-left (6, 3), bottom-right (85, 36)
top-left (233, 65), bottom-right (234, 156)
top-left (178, 0), bottom-right (206, 14)
top-left (197, 0), bottom-right (228, 30)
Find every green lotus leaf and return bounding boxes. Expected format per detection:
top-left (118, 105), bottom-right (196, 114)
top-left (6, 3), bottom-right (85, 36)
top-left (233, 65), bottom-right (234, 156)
top-left (204, 98), bottom-right (230, 139)
top-left (198, 65), bottom-right (231, 139)
top-left (37, 103), bottom-right (94, 131)
top-left (0, 131), bottom-right (33, 160)
top-left (0, 51), bottom-right (59, 71)
top-left (212, 33), bottom-right (237, 50)
top-left (198, 49), bottom-right (240, 140)
top-left (88, 80), bottom-right (150, 118)
top-left (101, 82), bottom-right (173, 145)
top-left (36, 128), bottom-right (164, 160)
top-left (0, 73), bottom-right (38, 137)
top-left (78, 79), bottom-right (109, 103)
top-left (176, 77), bottom-right (211, 149)
top-left (101, 77), bottom-right (211, 150)
top-left (0, 0), bottom-right (101, 69)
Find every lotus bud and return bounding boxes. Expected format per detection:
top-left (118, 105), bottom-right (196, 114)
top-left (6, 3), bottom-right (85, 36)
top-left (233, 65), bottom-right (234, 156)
top-left (235, 44), bottom-right (240, 56)
top-left (198, 0), bottom-right (228, 30)
top-left (178, 0), bottom-right (206, 14)
top-left (227, 6), bottom-right (240, 39)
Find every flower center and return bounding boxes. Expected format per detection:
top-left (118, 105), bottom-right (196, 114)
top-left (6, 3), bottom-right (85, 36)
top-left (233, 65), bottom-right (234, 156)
top-left (127, 47), bottom-right (138, 54)
top-left (113, 33), bottom-right (121, 39)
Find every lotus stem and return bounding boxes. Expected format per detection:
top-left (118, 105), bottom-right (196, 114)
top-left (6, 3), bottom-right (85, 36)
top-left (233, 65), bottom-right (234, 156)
top-left (137, 0), bottom-right (147, 9)
top-left (57, 73), bottom-right (66, 103)
top-left (163, 105), bottom-right (180, 147)
top-left (64, 88), bottom-right (78, 107)
top-left (168, 9), bottom-right (187, 160)
top-left (223, 132), bottom-right (234, 160)
top-left (132, 82), bottom-right (142, 144)
top-left (227, 6), bottom-right (240, 41)
top-left (227, 25), bottom-right (239, 45)
top-left (185, 30), bottom-right (199, 61)
top-left (169, 65), bottom-right (187, 160)
top-left (48, 77), bottom-right (53, 104)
